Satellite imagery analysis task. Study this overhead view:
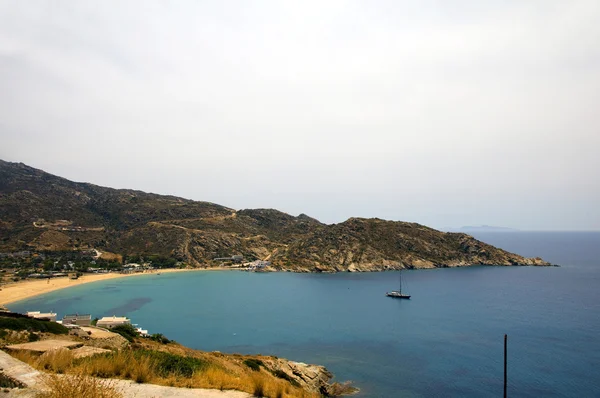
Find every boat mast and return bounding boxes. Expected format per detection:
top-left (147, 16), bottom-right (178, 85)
top-left (399, 270), bottom-right (402, 294)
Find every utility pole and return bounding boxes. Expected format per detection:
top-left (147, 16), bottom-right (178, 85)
top-left (504, 334), bottom-right (508, 398)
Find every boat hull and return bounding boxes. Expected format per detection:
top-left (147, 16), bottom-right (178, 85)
top-left (386, 292), bottom-right (411, 299)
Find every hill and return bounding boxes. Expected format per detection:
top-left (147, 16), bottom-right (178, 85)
top-left (0, 160), bottom-right (549, 271)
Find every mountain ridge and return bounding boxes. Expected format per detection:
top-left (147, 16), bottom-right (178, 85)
top-left (0, 160), bottom-right (550, 271)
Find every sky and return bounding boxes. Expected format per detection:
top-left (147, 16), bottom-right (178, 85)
top-left (1, 1), bottom-right (599, 230)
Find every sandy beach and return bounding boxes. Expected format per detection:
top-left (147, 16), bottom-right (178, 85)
top-left (0, 268), bottom-right (205, 306)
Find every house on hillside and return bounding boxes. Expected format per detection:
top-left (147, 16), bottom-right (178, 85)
top-left (62, 313), bottom-right (92, 326)
top-left (213, 255), bottom-right (245, 264)
top-left (122, 263), bottom-right (145, 273)
top-left (97, 316), bottom-right (131, 329)
top-left (247, 260), bottom-right (271, 271)
top-left (26, 311), bottom-right (57, 321)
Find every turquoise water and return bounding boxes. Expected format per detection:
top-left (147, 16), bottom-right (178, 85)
top-left (8, 232), bottom-right (600, 397)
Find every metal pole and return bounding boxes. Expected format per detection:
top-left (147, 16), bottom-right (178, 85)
top-left (504, 334), bottom-right (508, 398)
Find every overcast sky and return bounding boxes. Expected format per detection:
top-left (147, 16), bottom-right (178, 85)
top-left (1, 1), bottom-right (599, 230)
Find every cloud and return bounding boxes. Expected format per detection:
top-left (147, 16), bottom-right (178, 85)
top-left (1, 0), bottom-right (599, 229)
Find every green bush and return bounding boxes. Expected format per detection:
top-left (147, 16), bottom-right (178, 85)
top-left (0, 316), bottom-right (68, 334)
top-left (111, 324), bottom-right (138, 342)
top-left (135, 350), bottom-right (208, 377)
top-left (28, 332), bottom-right (40, 342)
top-left (150, 333), bottom-right (170, 344)
top-left (243, 358), bottom-right (264, 371)
top-left (271, 369), bottom-right (300, 387)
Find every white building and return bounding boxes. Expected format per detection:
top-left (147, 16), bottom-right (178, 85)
top-left (27, 311), bottom-right (57, 321)
top-left (62, 313), bottom-right (92, 326)
top-left (97, 315), bottom-right (131, 329)
top-left (135, 326), bottom-right (149, 337)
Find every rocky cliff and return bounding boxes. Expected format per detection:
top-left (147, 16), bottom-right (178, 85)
top-left (0, 160), bottom-right (550, 271)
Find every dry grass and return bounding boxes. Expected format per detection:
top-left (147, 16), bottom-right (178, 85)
top-left (188, 366), bottom-right (309, 398)
top-left (78, 350), bottom-right (147, 380)
top-left (36, 373), bottom-right (122, 398)
top-left (36, 349), bottom-right (74, 373)
top-left (131, 354), bottom-right (153, 383)
top-left (10, 349), bottom-right (37, 364)
top-left (252, 373), bottom-right (265, 397)
top-left (11, 348), bottom-right (322, 398)
top-left (99, 251), bottom-right (122, 262)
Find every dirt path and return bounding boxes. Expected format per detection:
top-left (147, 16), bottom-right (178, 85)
top-left (107, 379), bottom-right (251, 397)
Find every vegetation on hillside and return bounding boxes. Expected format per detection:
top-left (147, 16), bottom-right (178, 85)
top-left (11, 345), bottom-right (328, 398)
top-left (0, 160), bottom-right (549, 272)
top-left (36, 373), bottom-right (122, 398)
top-left (110, 324), bottom-right (139, 343)
top-left (0, 315), bottom-right (68, 335)
top-left (0, 310), bottom-right (353, 396)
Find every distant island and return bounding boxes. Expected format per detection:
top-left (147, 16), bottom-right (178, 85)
top-left (0, 160), bottom-right (549, 273)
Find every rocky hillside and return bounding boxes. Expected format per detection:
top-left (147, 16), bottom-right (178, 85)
top-left (0, 160), bottom-right (549, 271)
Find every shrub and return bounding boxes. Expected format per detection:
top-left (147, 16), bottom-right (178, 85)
top-left (244, 358), bottom-right (264, 372)
top-left (80, 351), bottom-right (130, 378)
top-left (135, 350), bottom-right (208, 378)
top-left (111, 324), bottom-right (138, 342)
top-left (36, 349), bottom-right (73, 374)
top-left (272, 369), bottom-right (300, 387)
top-left (252, 375), bottom-right (265, 397)
top-left (132, 355), bottom-right (153, 383)
top-left (150, 333), bottom-right (170, 344)
top-left (36, 373), bottom-right (122, 398)
top-left (0, 316), bottom-right (68, 334)
top-left (28, 332), bottom-right (40, 342)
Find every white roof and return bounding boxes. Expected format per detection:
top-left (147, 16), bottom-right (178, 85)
top-left (98, 316), bottom-right (130, 322)
top-left (27, 311), bottom-right (56, 317)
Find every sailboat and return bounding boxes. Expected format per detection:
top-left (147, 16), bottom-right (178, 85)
top-left (386, 269), bottom-right (411, 299)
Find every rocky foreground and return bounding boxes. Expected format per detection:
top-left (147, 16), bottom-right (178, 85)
top-left (0, 160), bottom-right (550, 272)
top-left (0, 349), bottom-right (328, 397)
top-left (0, 315), bottom-right (353, 397)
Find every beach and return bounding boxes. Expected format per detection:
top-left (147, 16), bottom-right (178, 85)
top-left (0, 268), bottom-right (203, 306)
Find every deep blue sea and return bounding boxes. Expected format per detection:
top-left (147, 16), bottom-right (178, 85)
top-left (8, 232), bottom-right (600, 397)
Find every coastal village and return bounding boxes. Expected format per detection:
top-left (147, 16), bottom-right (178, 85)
top-left (25, 311), bottom-right (147, 335)
top-left (0, 249), bottom-right (273, 287)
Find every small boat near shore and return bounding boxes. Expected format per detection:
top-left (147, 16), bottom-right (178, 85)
top-left (386, 270), bottom-right (410, 299)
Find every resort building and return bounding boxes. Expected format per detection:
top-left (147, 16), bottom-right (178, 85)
top-left (26, 311), bottom-right (57, 321)
top-left (136, 326), bottom-right (149, 337)
top-left (62, 313), bottom-right (92, 326)
top-left (96, 316), bottom-right (131, 329)
top-left (213, 255), bottom-right (245, 263)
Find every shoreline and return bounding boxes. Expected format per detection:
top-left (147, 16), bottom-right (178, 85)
top-left (0, 262), bottom-right (555, 307)
top-left (0, 268), bottom-right (215, 306)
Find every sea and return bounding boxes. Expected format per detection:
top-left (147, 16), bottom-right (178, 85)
top-left (8, 232), bottom-right (600, 397)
